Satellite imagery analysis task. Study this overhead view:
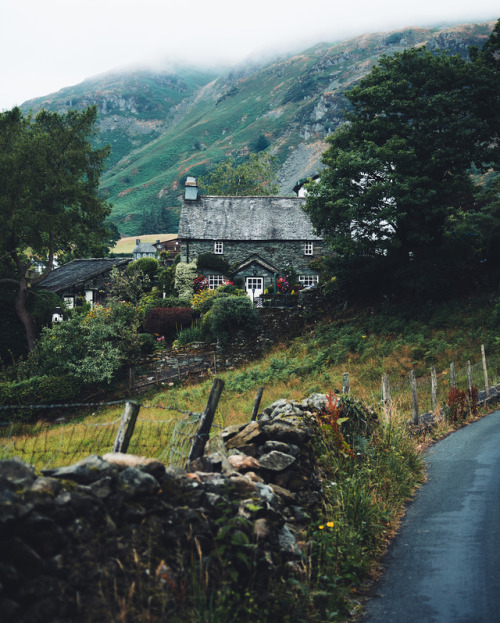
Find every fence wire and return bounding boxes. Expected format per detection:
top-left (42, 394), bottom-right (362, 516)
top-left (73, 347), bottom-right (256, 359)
top-left (363, 354), bottom-right (500, 419)
top-left (0, 403), bottom-right (204, 471)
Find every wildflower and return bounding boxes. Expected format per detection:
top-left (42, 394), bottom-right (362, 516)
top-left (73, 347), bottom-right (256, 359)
top-left (319, 525), bottom-right (324, 530)
top-left (326, 521), bottom-right (334, 528)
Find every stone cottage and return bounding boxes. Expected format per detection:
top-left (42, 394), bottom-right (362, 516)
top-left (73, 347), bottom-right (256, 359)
top-left (132, 239), bottom-right (159, 260)
top-left (177, 179), bottom-right (323, 297)
top-left (40, 258), bottom-right (131, 309)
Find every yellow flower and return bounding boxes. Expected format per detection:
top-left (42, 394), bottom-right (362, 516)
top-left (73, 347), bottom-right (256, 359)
top-left (326, 521), bottom-right (334, 528)
top-left (319, 525), bottom-right (324, 530)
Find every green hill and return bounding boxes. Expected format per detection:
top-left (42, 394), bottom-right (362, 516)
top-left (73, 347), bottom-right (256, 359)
top-left (21, 21), bottom-right (496, 236)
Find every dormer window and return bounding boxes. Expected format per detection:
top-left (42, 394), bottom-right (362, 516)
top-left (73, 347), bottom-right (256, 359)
top-left (214, 241), bottom-right (224, 255)
top-left (304, 242), bottom-right (314, 256)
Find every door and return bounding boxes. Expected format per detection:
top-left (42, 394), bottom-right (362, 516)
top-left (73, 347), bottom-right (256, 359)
top-left (245, 276), bottom-right (264, 302)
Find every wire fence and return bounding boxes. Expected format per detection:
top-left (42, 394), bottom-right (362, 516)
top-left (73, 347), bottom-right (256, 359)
top-left (0, 403), bottom-right (205, 471)
top-left (1, 347), bottom-right (499, 471)
top-left (362, 351), bottom-right (500, 422)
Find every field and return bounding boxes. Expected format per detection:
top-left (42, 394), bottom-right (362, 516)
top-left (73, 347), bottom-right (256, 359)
top-left (111, 233), bottom-right (178, 254)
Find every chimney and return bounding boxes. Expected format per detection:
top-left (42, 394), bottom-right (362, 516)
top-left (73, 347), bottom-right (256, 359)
top-left (136, 239), bottom-right (140, 245)
top-left (184, 177), bottom-right (199, 201)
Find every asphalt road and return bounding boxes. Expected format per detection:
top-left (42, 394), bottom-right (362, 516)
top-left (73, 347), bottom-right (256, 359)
top-left (362, 408), bottom-right (500, 623)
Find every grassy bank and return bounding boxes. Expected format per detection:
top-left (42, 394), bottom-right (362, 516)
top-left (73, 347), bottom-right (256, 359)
top-left (1, 294), bottom-right (499, 621)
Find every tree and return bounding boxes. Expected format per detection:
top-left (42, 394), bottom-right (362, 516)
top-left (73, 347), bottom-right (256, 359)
top-left (304, 26), bottom-right (500, 296)
top-left (199, 152), bottom-right (279, 196)
top-left (0, 106), bottom-right (112, 350)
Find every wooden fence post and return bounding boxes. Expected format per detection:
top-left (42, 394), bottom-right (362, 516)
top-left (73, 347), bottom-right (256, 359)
top-left (382, 374), bottom-right (391, 422)
top-left (251, 387), bottom-right (264, 422)
top-left (409, 370), bottom-right (419, 425)
top-left (467, 360), bottom-right (473, 392)
top-left (113, 401), bottom-right (141, 453)
top-left (450, 362), bottom-right (456, 389)
top-left (431, 366), bottom-right (438, 413)
top-left (481, 344), bottom-right (490, 396)
top-left (342, 373), bottom-right (350, 395)
top-left (187, 378), bottom-right (225, 464)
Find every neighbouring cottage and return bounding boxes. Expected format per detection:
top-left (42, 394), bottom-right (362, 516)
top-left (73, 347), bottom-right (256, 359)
top-left (178, 178), bottom-right (323, 297)
top-left (39, 258), bottom-right (131, 310)
top-left (132, 239), bottom-right (159, 260)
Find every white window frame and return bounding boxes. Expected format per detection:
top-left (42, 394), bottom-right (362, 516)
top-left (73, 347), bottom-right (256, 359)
top-left (214, 241), bottom-right (224, 255)
top-left (207, 274), bottom-right (225, 290)
top-left (304, 242), bottom-right (314, 256)
top-left (299, 274), bottom-right (319, 287)
top-left (63, 296), bottom-right (75, 309)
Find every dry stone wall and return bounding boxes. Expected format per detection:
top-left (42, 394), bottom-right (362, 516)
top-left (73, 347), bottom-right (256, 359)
top-left (0, 395), bottom-right (330, 622)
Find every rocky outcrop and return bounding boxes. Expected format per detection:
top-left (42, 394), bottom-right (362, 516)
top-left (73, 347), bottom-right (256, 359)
top-left (0, 395), bottom-right (331, 622)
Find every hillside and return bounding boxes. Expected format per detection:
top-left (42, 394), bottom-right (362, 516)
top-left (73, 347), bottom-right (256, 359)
top-left (21, 21), bottom-right (496, 237)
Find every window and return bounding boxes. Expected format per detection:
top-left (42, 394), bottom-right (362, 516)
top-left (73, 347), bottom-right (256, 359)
top-left (207, 274), bottom-right (225, 289)
top-left (214, 241), bottom-right (224, 255)
top-left (304, 242), bottom-right (314, 256)
top-left (299, 274), bottom-right (319, 287)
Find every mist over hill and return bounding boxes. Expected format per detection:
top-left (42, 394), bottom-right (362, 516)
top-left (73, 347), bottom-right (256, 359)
top-left (21, 21), bottom-right (496, 237)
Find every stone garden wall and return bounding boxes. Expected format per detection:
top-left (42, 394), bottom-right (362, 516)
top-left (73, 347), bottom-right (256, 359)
top-left (0, 395), bottom-right (329, 622)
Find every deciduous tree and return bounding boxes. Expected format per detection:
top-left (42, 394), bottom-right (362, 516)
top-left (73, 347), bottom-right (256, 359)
top-left (199, 152), bottom-right (279, 196)
top-left (304, 22), bottom-right (500, 296)
top-left (0, 106), bottom-right (112, 350)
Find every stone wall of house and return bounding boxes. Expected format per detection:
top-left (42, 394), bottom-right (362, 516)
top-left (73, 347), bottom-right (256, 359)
top-left (0, 395), bottom-right (329, 622)
top-left (183, 239), bottom-right (323, 279)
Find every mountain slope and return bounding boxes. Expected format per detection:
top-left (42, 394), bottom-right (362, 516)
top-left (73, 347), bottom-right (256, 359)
top-left (21, 21), bottom-right (495, 236)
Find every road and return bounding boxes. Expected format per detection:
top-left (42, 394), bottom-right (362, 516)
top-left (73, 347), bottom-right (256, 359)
top-left (362, 408), bottom-right (500, 623)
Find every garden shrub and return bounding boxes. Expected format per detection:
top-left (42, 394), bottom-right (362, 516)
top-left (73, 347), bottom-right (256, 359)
top-left (0, 375), bottom-right (82, 420)
top-left (127, 257), bottom-right (159, 279)
top-left (138, 333), bottom-right (156, 355)
top-left (175, 261), bottom-right (198, 299)
top-left (196, 252), bottom-right (230, 275)
top-left (203, 296), bottom-right (258, 343)
top-left (138, 293), bottom-right (191, 321)
top-left (143, 307), bottom-right (195, 338)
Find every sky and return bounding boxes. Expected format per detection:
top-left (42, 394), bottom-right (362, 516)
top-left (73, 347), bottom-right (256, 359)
top-left (0, 0), bottom-right (498, 111)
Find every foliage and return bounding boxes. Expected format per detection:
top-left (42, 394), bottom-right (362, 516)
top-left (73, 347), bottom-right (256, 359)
top-left (174, 324), bottom-right (207, 346)
top-left (143, 307), bottom-right (195, 339)
top-left (276, 277), bottom-right (290, 294)
top-left (203, 296), bottom-right (258, 343)
top-left (137, 293), bottom-right (191, 322)
top-left (0, 375), bottom-right (82, 420)
top-left (190, 284), bottom-right (246, 314)
top-left (0, 105), bottom-right (112, 351)
top-left (127, 257), bottom-right (159, 279)
top-left (106, 265), bottom-right (151, 305)
top-left (304, 29), bottom-right (500, 297)
top-left (33, 301), bottom-right (143, 386)
top-left (158, 264), bottom-right (177, 297)
top-left (446, 386), bottom-right (479, 422)
top-left (199, 152), bottom-right (279, 196)
top-left (193, 275), bottom-right (208, 294)
top-left (175, 261), bottom-right (198, 300)
top-left (317, 390), bottom-right (355, 458)
top-left (196, 252), bottom-right (230, 275)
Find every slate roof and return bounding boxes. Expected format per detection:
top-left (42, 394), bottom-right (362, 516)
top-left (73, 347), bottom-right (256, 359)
top-left (40, 258), bottom-right (130, 293)
top-left (133, 241), bottom-right (158, 255)
top-left (178, 196), bottom-right (322, 241)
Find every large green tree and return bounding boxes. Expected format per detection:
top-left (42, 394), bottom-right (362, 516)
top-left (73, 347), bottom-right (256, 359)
top-left (199, 151), bottom-right (279, 196)
top-left (304, 22), bottom-right (500, 296)
top-left (0, 106), bottom-right (112, 351)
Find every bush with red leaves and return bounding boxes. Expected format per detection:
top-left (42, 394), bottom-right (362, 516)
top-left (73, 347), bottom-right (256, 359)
top-left (143, 307), bottom-right (194, 338)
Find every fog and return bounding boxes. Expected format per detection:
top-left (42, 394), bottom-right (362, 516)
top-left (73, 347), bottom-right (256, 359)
top-left (0, 0), bottom-right (498, 110)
